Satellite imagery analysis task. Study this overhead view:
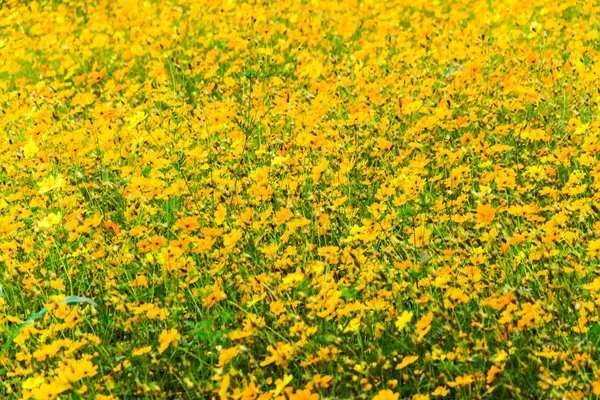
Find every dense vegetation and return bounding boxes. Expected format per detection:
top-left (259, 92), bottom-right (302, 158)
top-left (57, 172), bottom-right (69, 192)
top-left (2, 0), bottom-right (600, 398)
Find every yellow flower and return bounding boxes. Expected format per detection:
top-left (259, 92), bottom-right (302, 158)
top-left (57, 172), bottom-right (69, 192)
top-left (587, 240), bottom-right (600, 258)
top-left (409, 225), bottom-right (431, 248)
top-left (415, 312), bottom-right (434, 340)
top-left (38, 175), bottom-right (64, 194)
top-left (447, 374), bottom-right (474, 388)
top-left (289, 389), bottom-right (319, 400)
top-left (432, 386), bottom-right (449, 397)
top-left (38, 212), bottom-right (62, 229)
top-left (29, 380), bottom-right (72, 399)
top-left (260, 342), bottom-right (293, 367)
top-left (222, 229), bottom-right (243, 248)
top-left (218, 373), bottom-right (230, 400)
top-left (396, 355), bottom-right (419, 370)
top-left (174, 216), bottom-right (200, 232)
top-left (342, 316), bottom-right (361, 333)
top-left (493, 350), bottom-right (509, 364)
top-left (127, 111), bottom-right (147, 129)
top-left (593, 381), bottom-right (600, 395)
top-left (22, 375), bottom-right (45, 390)
top-left (552, 376), bottom-right (571, 387)
top-left (487, 364), bottom-right (504, 384)
top-left (413, 395), bottom-right (430, 400)
top-left (24, 140), bottom-right (40, 158)
top-left (158, 328), bottom-right (181, 353)
top-left (270, 301), bottom-right (286, 315)
top-left (55, 356), bottom-right (98, 384)
top-left (395, 311), bottom-right (413, 333)
top-left (373, 390), bottom-right (399, 400)
top-left (132, 346), bottom-right (152, 356)
top-left (217, 346), bottom-right (240, 367)
top-left (270, 374), bottom-right (293, 397)
top-left (214, 203), bottom-right (227, 225)
top-left (475, 203), bottom-right (497, 226)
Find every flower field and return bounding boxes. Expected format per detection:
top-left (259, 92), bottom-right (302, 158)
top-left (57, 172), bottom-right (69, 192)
top-left (2, 0), bottom-right (600, 398)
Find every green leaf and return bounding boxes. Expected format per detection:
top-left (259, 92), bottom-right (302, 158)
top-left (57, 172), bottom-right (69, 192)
top-left (588, 323), bottom-right (600, 336)
top-left (2, 296), bottom-right (97, 353)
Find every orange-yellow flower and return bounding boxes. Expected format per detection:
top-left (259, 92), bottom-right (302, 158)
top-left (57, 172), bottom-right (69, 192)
top-left (373, 390), bottom-right (399, 400)
top-left (217, 347), bottom-right (240, 367)
top-left (158, 328), bottom-right (181, 353)
top-left (475, 203), bottom-right (497, 226)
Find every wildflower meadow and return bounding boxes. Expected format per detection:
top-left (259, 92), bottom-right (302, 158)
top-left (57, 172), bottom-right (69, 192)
top-left (2, 0), bottom-right (600, 398)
